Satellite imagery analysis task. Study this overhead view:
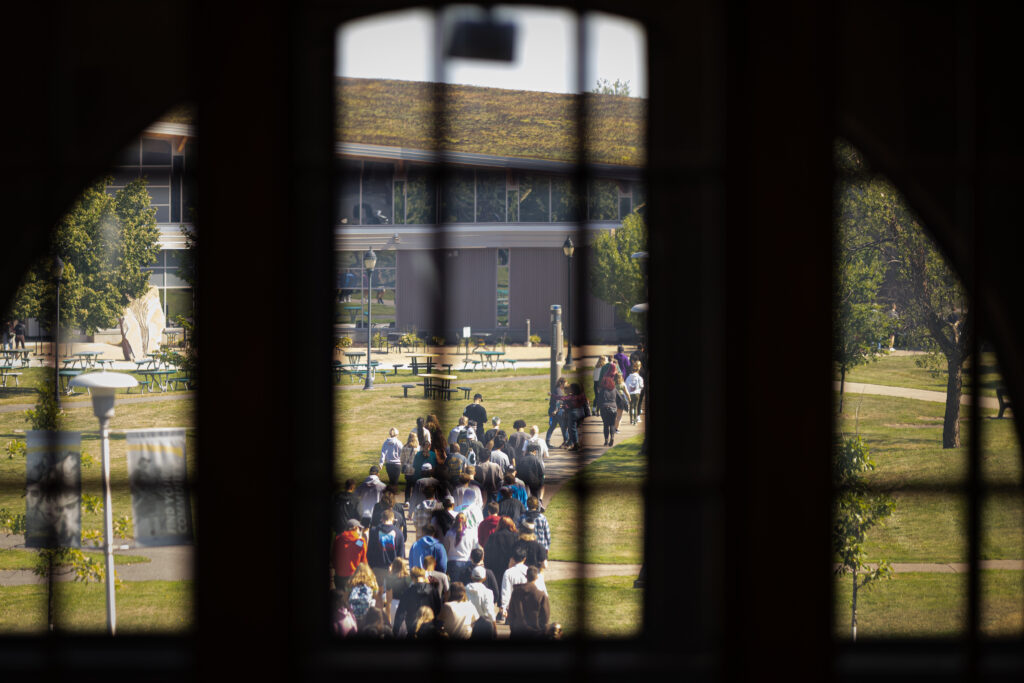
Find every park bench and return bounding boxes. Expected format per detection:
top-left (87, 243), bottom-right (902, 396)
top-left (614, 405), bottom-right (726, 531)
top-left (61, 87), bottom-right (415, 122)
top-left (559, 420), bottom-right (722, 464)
top-left (402, 383), bottom-right (417, 398)
top-left (457, 386), bottom-right (473, 400)
top-left (58, 369), bottom-right (84, 395)
top-left (505, 359), bottom-right (517, 372)
top-left (461, 359), bottom-right (480, 372)
top-left (171, 376), bottom-right (195, 391)
top-left (1, 371), bottom-right (22, 387)
top-left (997, 386), bottom-right (1013, 418)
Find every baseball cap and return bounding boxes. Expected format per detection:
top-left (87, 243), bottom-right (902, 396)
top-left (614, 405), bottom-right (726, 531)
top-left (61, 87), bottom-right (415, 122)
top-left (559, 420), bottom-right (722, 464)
top-left (471, 566), bottom-right (487, 580)
top-left (421, 462), bottom-right (433, 471)
top-left (346, 518), bottom-right (363, 530)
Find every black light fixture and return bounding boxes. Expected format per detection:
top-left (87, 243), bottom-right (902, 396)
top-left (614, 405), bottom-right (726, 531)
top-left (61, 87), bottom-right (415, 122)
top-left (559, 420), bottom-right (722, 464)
top-left (363, 247), bottom-right (377, 390)
top-left (562, 237), bottom-right (574, 370)
top-left (53, 254), bottom-right (65, 397)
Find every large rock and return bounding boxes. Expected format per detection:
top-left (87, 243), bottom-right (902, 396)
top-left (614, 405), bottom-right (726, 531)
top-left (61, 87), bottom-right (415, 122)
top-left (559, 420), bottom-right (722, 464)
top-left (119, 287), bottom-right (166, 360)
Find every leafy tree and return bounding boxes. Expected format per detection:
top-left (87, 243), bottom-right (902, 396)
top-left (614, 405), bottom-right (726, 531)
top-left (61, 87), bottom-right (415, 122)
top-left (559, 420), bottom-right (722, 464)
top-left (834, 144), bottom-right (894, 412)
top-left (592, 78), bottom-right (631, 97)
top-left (833, 435), bottom-right (895, 641)
top-left (836, 143), bottom-right (969, 448)
top-left (8, 178), bottom-right (160, 336)
top-left (589, 211), bottom-right (646, 327)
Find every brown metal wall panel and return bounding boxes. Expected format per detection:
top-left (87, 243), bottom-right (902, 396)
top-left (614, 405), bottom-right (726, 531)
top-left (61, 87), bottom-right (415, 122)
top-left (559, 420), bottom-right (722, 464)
top-left (510, 246), bottom-right (622, 343)
top-left (394, 250), bottom-right (438, 333)
top-left (444, 247), bottom-right (496, 336)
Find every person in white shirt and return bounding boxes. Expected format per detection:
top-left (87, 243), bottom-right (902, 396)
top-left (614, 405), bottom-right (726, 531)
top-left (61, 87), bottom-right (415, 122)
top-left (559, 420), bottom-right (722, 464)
top-left (625, 362), bottom-right (645, 425)
top-left (438, 582), bottom-right (478, 638)
top-left (500, 546), bottom-right (529, 618)
top-left (356, 465), bottom-right (388, 524)
top-left (525, 425), bottom-right (549, 460)
top-left (489, 433), bottom-right (511, 474)
top-left (378, 427), bottom-right (404, 485)
top-left (465, 565), bottom-right (498, 621)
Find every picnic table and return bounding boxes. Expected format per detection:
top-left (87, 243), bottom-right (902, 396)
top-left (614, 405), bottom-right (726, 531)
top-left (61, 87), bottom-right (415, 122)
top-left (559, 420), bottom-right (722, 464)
top-left (73, 351), bottom-right (103, 368)
top-left (340, 304), bottom-right (362, 323)
top-left (344, 351), bottom-right (366, 364)
top-left (476, 350), bottom-right (505, 371)
top-left (419, 373), bottom-right (458, 400)
top-left (0, 349), bottom-right (31, 367)
top-left (137, 368), bottom-right (177, 393)
top-left (406, 353), bottom-right (439, 375)
top-left (0, 364), bottom-right (23, 387)
top-left (334, 361), bottom-right (382, 383)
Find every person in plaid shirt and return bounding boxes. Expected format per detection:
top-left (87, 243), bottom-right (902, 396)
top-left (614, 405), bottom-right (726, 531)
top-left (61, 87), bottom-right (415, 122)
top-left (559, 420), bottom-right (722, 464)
top-left (518, 496), bottom-right (550, 550)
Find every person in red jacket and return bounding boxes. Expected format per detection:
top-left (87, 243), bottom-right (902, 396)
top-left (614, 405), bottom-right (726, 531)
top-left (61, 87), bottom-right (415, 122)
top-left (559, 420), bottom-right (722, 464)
top-left (331, 518), bottom-right (367, 590)
top-left (476, 501), bottom-right (501, 548)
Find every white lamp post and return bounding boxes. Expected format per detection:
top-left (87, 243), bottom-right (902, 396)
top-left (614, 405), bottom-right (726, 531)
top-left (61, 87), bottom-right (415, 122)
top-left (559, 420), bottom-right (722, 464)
top-left (68, 371), bottom-right (138, 636)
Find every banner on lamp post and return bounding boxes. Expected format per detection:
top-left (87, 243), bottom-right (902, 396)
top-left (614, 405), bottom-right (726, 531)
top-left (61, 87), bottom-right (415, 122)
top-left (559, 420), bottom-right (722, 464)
top-left (25, 431), bottom-right (82, 549)
top-left (126, 428), bottom-right (193, 547)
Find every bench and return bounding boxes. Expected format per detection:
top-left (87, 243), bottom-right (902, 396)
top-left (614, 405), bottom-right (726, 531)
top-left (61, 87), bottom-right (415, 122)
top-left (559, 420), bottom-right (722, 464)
top-left (58, 369), bottom-right (84, 395)
top-left (461, 359), bottom-right (480, 372)
top-left (402, 383), bottom-right (417, 398)
top-left (171, 377), bottom-right (195, 390)
top-left (457, 386), bottom-right (473, 400)
top-left (1, 372), bottom-right (22, 387)
top-left (506, 359), bottom-right (517, 372)
top-left (424, 386), bottom-right (456, 401)
top-left (997, 386), bottom-right (1013, 418)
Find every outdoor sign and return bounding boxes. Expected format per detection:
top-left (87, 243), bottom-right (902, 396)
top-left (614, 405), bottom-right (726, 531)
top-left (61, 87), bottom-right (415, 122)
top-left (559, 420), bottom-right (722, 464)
top-left (126, 428), bottom-right (193, 547)
top-left (25, 431), bottom-right (82, 549)
top-left (463, 326), bottom-right (471, 339)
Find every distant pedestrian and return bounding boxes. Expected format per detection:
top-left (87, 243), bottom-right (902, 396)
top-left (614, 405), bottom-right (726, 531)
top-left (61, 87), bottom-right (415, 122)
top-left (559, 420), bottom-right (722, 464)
top-left (13, 320), bottom-right (26, 349)
top-left (546, 376), bottom-right (568, 448)
top-left (592, 356), bottom-right (605, 397)
top-left (625, 361), bottom-right (644, 425)
top-left (331, 518), bottom-right (367, 590)
top-left (378, 427), bottom-right (403, 485)
top-left (506, 566), bottom-right (550, 639)
top-left (613, 345), bottom-right (631, 378)
top-left (463, 394), bottom-right (488, 435)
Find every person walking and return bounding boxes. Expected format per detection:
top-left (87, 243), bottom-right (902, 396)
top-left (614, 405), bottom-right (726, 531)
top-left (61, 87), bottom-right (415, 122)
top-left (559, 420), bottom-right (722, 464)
top-left (613, 345), bottom-right (631, 378)
top-left (592, 355), bottom-right (605, 397)
top-left (545, 376), bottom-right (568, 448)
top-left (378, 427), bottom-right (404, 485)
top-left (506, 565), bottom-right (550, 639)
top-left (562, 383), bottom-right (590, 452)
top-left (331, 518), bottom-right (367, 590)
top-left (613, 374), bottom-right (630, 433)
top-left (13, 320), bottom-right (26, 349)
top-left (595, 375), bottom-right (619, 447)
top-left (625, 361), bottom-right (644, 425)
top-left (463, 394), bottom-right (488, 434)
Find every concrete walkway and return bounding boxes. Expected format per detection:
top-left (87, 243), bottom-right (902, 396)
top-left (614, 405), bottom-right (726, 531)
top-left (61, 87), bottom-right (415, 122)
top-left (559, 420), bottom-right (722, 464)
top-left (837, 380), bottom-right (1003, 410)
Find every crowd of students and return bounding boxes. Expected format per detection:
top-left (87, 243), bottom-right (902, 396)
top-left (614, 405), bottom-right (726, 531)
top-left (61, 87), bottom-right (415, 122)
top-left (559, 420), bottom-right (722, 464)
top-left (328, 346), bottom-right (645, 640)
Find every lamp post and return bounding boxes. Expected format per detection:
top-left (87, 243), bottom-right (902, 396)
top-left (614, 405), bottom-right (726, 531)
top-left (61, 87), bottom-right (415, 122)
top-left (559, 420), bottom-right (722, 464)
top-left (52, 255), bottom-right (64, 398)
top-left (562, 236), bottom-right (574, 371)
top-left (363, 247), bottom-right (377, 390)
top-left (67, 371), bottom-right (138, 635)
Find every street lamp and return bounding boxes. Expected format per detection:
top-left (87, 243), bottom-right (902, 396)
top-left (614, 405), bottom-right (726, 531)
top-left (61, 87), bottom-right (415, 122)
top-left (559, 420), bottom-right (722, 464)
top-left (562, 236), bottom-right (574, 370)
top-left (363, 247), bottom-right (377, 390)
top-left (67, 371), bottom-right (138, 635)
top-left (52, 255), bottom-right (64, 398)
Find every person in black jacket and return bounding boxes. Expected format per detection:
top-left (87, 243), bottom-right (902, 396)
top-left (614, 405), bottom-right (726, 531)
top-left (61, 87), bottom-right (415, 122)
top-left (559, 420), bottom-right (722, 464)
top-left (516, 443), bottom-right (545, 499)
top-left (483, 516), bottom-right (519, 588)
top-left (331, 479), bottom-right (360, 534)
top-left (463, 394), bottom-right (487, 435)
top-left (595, 381), bottom-right (619, 447)
top-left (393, 567), bottom-right (442, 638)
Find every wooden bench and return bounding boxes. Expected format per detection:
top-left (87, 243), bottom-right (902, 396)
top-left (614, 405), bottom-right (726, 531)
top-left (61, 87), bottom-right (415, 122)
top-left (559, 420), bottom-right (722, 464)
top-left (997, 386), bottom-right (1013, 418)
top-left (402, 383), bottom-right (418, 398)
top-left (457, 386), bottom-right (473, 400)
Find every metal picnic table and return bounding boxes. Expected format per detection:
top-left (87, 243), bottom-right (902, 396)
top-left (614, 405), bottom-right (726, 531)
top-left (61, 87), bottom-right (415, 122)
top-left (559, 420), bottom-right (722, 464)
top-left (72, 350), bottom-right (103, 368)
top-left (475, 350), bottom-right (505, 370)
top-left (419, 373), bottom-right (458, 400)
top-left (406, 353), bottom-right (439, 375)
top-left (0, 349), bottom-right (31, 367)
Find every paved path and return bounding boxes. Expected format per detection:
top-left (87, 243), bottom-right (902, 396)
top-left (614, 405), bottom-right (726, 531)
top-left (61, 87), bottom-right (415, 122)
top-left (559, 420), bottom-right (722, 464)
top-left (837, 380), bottom-right (1002, 410)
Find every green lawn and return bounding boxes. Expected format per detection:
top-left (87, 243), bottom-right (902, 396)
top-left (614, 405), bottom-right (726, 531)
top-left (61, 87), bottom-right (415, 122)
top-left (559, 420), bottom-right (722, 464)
top-left (545, 435), bottom-right (644, 564)
top-left (0, 548), bottom-right (149, 570)
top-left (837, 393), bottom-right (1021, 562)
top-left (0, 580), bottom-right (193, 633)
top-left (0, 367), bottom-right (196, 406)
top-left (547, 575), bottom-right (643, 638)
top-left (834, 571), bottom-right (1022, 639)
top-left (842, 352), bottom-right (1005, 398)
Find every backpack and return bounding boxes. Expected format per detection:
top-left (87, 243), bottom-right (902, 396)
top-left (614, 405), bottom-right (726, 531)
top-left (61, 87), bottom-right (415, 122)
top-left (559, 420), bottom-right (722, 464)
top-left (348, 584), bottom-right (374, 619)
top-left (446, 453), bottom-right (465, 480)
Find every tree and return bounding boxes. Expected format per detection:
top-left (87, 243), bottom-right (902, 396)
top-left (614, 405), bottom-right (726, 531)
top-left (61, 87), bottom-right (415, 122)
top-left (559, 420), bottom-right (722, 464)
top-left (588, 211), bottom-right (646, 327)
top-left (834, 144), bottom-right (894, 412)
top-left (833, 435), bottom-right (895, 641)
top-left (8, 177), bottom-right (160, 336)
top-left (837, 143), bottom-right (969, 448)
top-left (592, 78), bottom-right (631, 96)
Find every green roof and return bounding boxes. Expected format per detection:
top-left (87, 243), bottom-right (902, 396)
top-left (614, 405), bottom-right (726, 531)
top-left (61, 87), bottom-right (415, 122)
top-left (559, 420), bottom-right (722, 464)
top-left (337, 77), bottom-right (646, 168)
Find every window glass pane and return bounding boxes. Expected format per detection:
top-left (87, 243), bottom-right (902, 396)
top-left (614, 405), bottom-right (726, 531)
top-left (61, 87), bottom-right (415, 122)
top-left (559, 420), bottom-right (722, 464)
top-left (149, 187), bottom-right (170, 205)
top-left (154, 206), bottom-right (170, 223)
top-left (441, 170), bottom-right (475, 223)
top-left (375, 250), bottom-right (396, 268)
top-left (165, 287), bottom-right (194, 322)
top-left (338, 160), bottom-right (362, 225)
top-left (551, 176), bottom-right (581, 222)
top-left (518, 174), bottom-right (549, 222)
top-left (405, 165), bottom-right (436, 224)
top-left (111, 168), bottom-right (139, 186)
top-left (393, 179), bottom-right (406, 224)
top-left (147, 270), bottom-right (164, 287)
top-left (141, 170), bottom-right (171, 187)
top-left (619, 196), bottom-right (632, 219)
top-left (588, 178), bottom-right (618, 220)
top-left (142, 137), bottom-right (172, 165)
top-left (362, 161), bottom-right (395, 224)
top-left (476, 171), bottom-right (506, 222)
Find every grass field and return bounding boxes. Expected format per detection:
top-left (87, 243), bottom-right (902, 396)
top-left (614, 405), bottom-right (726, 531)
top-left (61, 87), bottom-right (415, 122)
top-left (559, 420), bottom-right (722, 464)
top-left (0, 548), bottom-right (149, 570)
top-left (547, 575), bottom-right (643, 638)
top-left (834, 571), bottom-right (1023, 639)
top-left (0, 367), bottom-right (196, 406)
top-left (545, 435), bottom-right (644, 564)
top-left (842, 352), bottom-right (1005, 398)
top-left (0, 580), bottom-right (193, 633)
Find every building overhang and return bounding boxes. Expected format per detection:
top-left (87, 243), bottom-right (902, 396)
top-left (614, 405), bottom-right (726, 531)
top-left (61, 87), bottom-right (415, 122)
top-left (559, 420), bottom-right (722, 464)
top-left (336, 222), bottom-right (617, 251)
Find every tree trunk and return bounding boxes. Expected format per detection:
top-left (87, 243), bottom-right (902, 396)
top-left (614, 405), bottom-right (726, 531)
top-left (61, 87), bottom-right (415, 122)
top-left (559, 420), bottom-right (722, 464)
top-left (839, 365), bottom-right (846, 413)
top-left (851, 571), bottom-right (858, 642)
top-left (943, 354), bottom-right (963, 449)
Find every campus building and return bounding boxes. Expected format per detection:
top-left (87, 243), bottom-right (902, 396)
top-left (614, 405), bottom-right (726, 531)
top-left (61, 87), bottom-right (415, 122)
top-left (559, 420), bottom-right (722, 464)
top-left (334, 77), bottom-right (646, 343)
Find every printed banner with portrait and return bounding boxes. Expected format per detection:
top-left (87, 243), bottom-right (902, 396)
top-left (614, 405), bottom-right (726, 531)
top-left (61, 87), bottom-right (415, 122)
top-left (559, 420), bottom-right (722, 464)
top-left (25, 431), bottom-right (82, 549)
top-left (126, 428), bottom-right (193, 547)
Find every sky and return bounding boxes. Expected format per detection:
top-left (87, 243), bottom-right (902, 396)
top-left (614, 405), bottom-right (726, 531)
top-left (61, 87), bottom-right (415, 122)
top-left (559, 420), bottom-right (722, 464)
top-left (337, 6), bottom-right (647, 97)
